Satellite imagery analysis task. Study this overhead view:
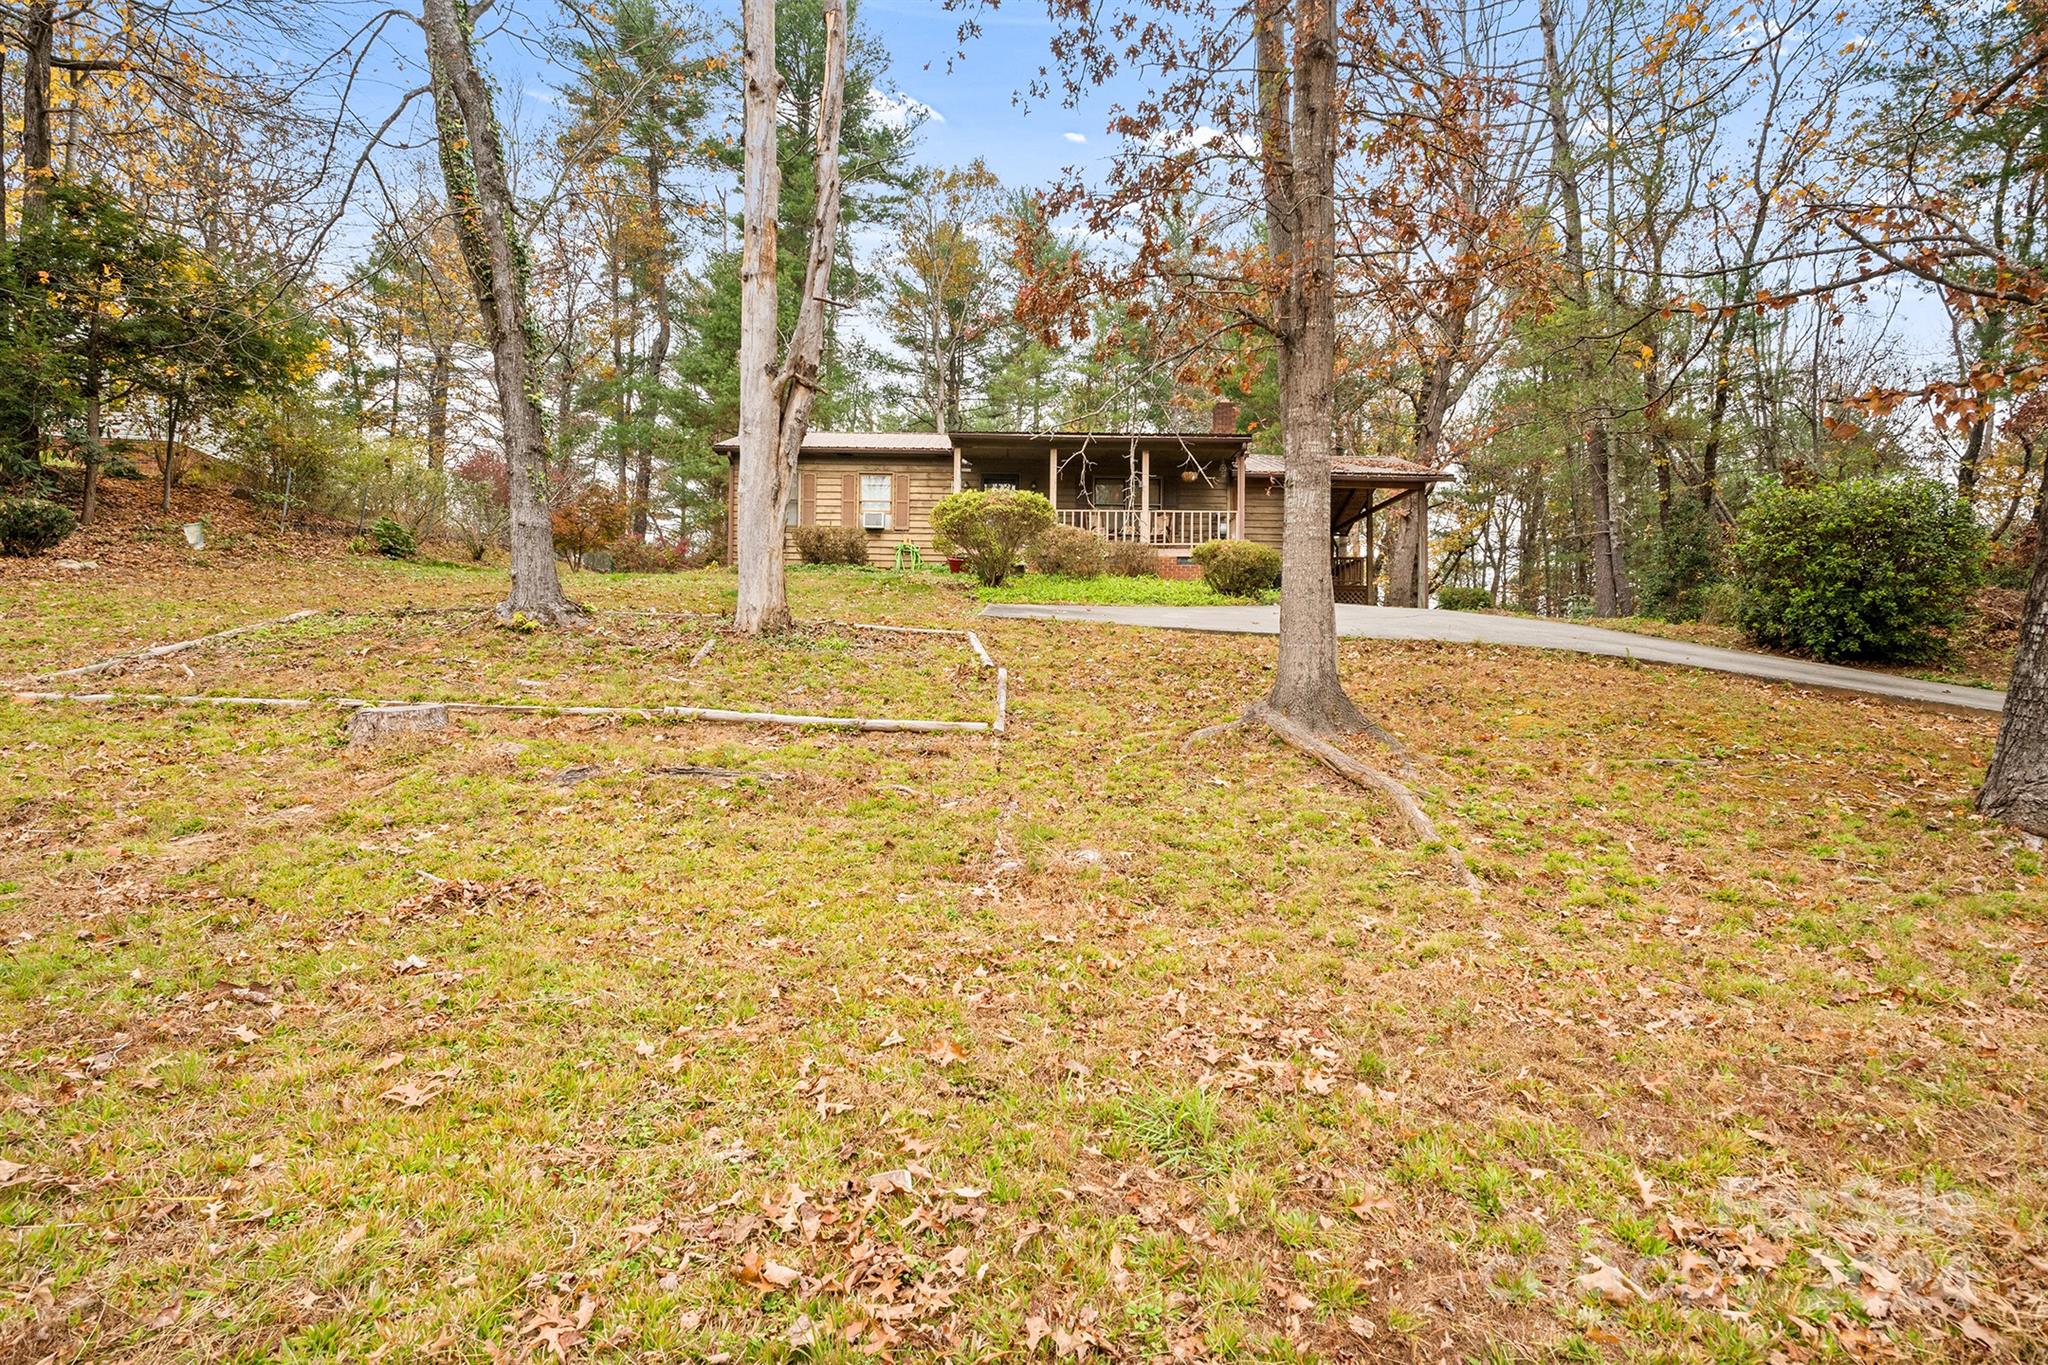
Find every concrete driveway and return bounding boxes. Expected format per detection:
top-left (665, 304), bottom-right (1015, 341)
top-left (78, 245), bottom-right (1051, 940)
top-left (978, 601), bottom-right (2006, 714)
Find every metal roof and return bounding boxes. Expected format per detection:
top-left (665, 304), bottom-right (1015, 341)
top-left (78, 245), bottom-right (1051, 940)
top-left (1243, 453), bottom-right (1446, 483)
top-left (712, 431), bottom-right (957, 455)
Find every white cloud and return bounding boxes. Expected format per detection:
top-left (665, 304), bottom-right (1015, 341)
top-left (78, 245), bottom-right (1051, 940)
top-left (1144, 124), bottom-right (1257, 157)
top-left (1063, 131), bottom-right (1088, 144)
top-left (868, 89), bottom-right (941, 130)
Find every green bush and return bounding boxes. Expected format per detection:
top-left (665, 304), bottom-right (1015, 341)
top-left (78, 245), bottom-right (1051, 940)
top-left (931, 489), bottom-right (1053, 586)
top-left (1030, 524), bottom-right (1106, 577)
top-left (1732, 476), bottom-right (1984, 661)
top-left (1637, 495), bottom-right (1724, 620)
top-left (792, 524), bottom-right (870, 565)
top-left (1103, 540), bottom-right (1161, 577)
top-left (1436, 585), bottom-right (1492, 611)
top-left (368, 515), bottom-right (416, 560)
top-left (0, 496), bottom-right (76, 555)
top-left (1192, 538), bottom-right (1281, 597)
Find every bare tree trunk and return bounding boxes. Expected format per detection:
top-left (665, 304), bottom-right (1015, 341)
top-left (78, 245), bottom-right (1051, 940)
top-left (160, 397), bottom-right (181, 512)
top-left (81, 389), bottom-right (101, 526)
top-left (21, 1), bottom-right (51, 224)
top-left (1981, 455), bottom-right (2048, 832)
top-left (15, 1), bottom-right (54, 470)
top-left (636, 152), bottom-right (673, 542)
top-left (1263, 0), bottom-right (1365, 734)
top-left (733, 0), bottom-right (790, 634)
top-left (734, 0), bottom-right (847, 634)
top-left (1538, 0), bottom-right (1620, 617)
top-left (426, 346), bottom-right (450, 472)
top-left (422, 0), bottom-right (576, 624)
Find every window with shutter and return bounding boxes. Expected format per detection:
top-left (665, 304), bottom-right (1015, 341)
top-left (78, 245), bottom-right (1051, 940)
top-left (860, 474), bottom-right (892, 531)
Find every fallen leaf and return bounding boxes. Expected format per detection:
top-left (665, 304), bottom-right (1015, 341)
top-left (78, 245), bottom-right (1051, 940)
top-left (1959, 1317), bottom-right (2003, 1349)
top-left (1348, 1191), bottom-right (1395, 1218)
top-left (735, 1249), bottom-right (800, 1291)
top-left (1575, 1261), bottom-right (1641, 1304)
top-left (379, 1080), bottom-right (444, 1109)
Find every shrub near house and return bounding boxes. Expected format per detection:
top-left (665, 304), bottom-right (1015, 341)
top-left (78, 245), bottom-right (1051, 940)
top-left (931, 489), bottom-right (1053, 587)
top-left (793, 525), bottom-right (869, 565)
top-left (1030, 524), bottom-right (1107, 577)
top-left (1192, 538), bottom-right (1280, 596)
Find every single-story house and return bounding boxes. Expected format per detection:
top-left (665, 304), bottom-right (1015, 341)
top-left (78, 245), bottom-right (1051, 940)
top-left (716, 402), bottom-right (1448, 601)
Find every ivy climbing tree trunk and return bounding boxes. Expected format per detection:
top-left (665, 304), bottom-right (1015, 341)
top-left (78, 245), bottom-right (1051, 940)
top-left (421, 0), bottom-right (577, 625)
top-left (733, 0), bottom-right (847, 635)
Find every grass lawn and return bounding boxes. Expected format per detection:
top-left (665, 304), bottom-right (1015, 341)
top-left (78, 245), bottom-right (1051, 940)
top-left (2, 545), bottom-right (2044, 1363)
top-left (975, 573), bottom-right (1266, 608)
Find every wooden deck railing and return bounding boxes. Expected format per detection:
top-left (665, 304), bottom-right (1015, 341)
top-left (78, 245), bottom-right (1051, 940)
top-left (1056, 508), bottom-right (1235, 545)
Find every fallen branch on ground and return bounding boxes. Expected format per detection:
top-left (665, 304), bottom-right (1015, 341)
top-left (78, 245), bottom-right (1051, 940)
top-left (11, 690), bottom-right (990, 734)
top-left (18, 609), bottom-right (324, 685)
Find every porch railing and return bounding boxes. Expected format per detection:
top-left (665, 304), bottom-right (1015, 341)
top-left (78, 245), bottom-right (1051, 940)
top-left (1057, 507), bottom-right (1235, 545)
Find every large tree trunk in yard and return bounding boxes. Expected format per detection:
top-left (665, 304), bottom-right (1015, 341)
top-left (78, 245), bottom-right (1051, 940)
top-left (1263, 0), bottom-right (1365, 734)
top-left (734, 0), bottom-right (847, 634)
top-left (1980, 459), bottom-right (2048, 832)
top-left (422, 0), bottom-right (577, 624)
top-left (733, 0), bottom-right (790, 634)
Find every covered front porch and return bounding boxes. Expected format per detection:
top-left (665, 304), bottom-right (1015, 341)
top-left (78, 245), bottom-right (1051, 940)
top-left (949, 431), bottom-right (1250, 549)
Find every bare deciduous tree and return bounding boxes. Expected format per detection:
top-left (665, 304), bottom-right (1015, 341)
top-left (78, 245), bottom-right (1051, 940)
top-left (733, 0), bottom-right (848, 635)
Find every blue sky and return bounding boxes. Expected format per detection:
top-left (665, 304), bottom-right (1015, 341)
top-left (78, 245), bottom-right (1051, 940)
top-left (460, 0), bottom-right (1130, 201)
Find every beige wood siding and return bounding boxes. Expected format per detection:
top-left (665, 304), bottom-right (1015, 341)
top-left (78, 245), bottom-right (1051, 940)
top-left (776, 456), bottom-right (958, 566)
top-left (1241, 479), bottom-right (1285, 549)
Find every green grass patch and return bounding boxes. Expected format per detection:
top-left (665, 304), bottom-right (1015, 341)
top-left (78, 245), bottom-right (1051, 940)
top-left (974, 572), bottom-right (1267, 606)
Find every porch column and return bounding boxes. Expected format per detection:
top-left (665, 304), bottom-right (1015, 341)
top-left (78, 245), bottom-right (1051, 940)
top-left (951, 445), bottom-right (962, 493)
top-left (1048, 447), bottom-right (1058, 509)
top-left (1234, 456), bottom-right (1247, 538)
top-left (1364, 497), bottom-right (1376, 606)
top-left (1139, 448), bottom-right (1151, 542)
top-left (1415, 486), bottom-right (1431, 606)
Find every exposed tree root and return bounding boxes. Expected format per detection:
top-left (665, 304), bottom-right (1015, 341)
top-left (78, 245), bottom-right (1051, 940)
top-left (495, 599), bottom-right (588, 629)
top-left (1186, 717), bottom-right (1250, 747)
top-left (1241, 700), bottom-right (1484, 898)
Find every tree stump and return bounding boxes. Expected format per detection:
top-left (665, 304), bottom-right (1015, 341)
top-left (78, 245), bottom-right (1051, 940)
top-left (347, 703), bottom-right (450, 748)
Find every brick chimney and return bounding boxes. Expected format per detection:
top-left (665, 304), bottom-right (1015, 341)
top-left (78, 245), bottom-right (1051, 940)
top-left (1211, 399), bottom-right (1240, 435)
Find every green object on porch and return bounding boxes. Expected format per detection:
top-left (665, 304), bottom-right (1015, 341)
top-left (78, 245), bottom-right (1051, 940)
top-left (892, 542), bottom-right (924, 572)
